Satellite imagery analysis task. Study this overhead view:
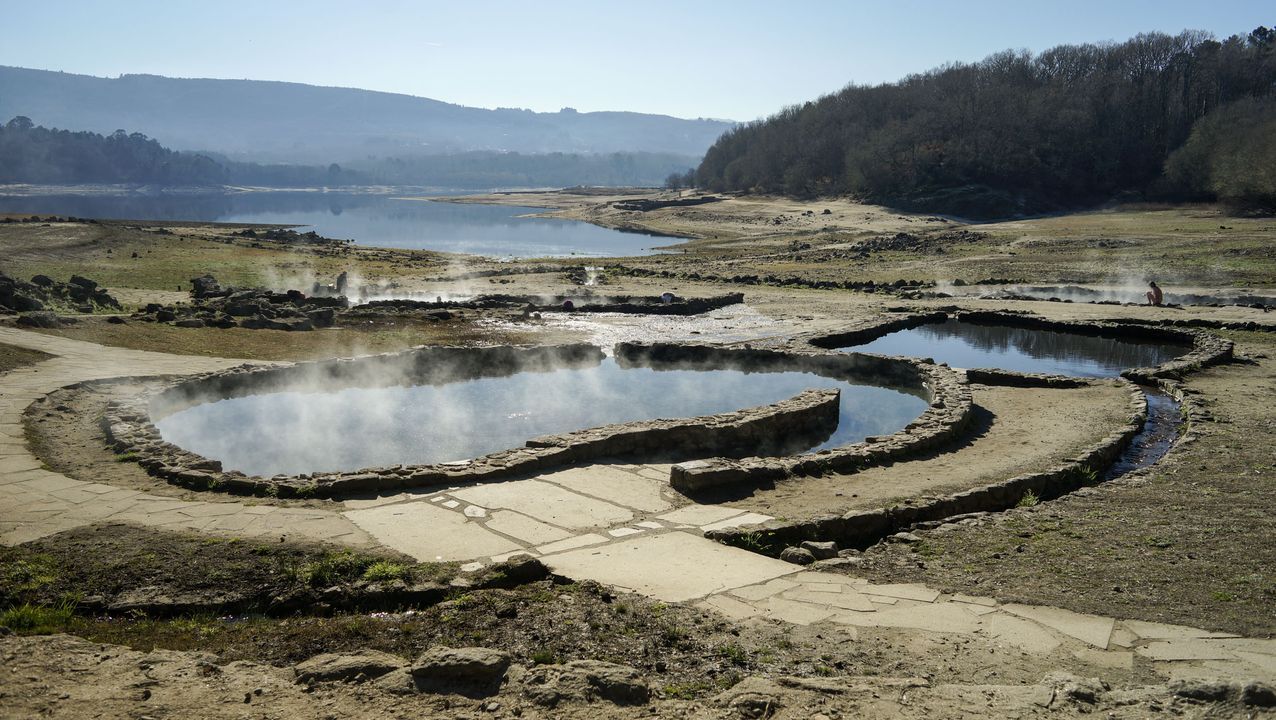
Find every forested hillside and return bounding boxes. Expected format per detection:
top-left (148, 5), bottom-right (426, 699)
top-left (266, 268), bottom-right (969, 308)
top-left (694, 27), bottom-right (1276, 217)
top-left (0, 117), bottom-right (696, 189)
top-left (0, 117), bottom-right (227, 185)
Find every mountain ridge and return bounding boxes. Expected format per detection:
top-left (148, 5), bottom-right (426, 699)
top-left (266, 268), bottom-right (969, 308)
top-left (0, 66), bottom-right (734, 163)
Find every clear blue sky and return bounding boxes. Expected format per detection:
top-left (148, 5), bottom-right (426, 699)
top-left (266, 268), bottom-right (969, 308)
top-left (2, 1), bottom-right (1270, 121)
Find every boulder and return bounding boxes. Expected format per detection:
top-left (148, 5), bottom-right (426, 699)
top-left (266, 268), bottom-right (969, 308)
top-left (155, 309), bottom-right (177, 322)
top-left (1243, 682), bottom-right (1276, 707)
top-left (799, 540), bottom-right (839, 560)
top-left (410, 646), bottom-right (511, 693)
top-left (294, 650), bottom-right (405, 684)
top-left (17, 311), bottom-right (60, 328)
top-left (305, 308), bottom-right (336, 327)
top-left (30, 274), bottom-right (54, 287)
top-left (68, 275), bottom-right (97, 290)
top-left (190, 275), bottom-right (222, 298)
top-left (174, 318), bottom-right (206, 328)
top-left (713, 676), bottom-right (783, 718)
top-left (779, 547), bottom-right (815, 565)
top-left (523, 661), bottom-right (649, 707)
top-left (11, 293), bottom-right (44, 312)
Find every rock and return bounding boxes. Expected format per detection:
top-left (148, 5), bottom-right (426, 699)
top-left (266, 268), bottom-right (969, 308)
top-left (477, 555), bottom-right (549, 589)
top-left (779, 547), bottom-right (815, 565)
top-left (68, 275), bottom-right (97, 290)
top-left (17, 311), bottom-right (60, 328)
top-left (305, 307), bottom-right (336, 327)
top-left (1242, 682), bottom-right (1276, 707)
top-left (714, 677), bottom-right (783, 718)
top-left (11, 293), bottom-right (44, 311)
top-left (156, 309), bottom-right (177, 322)
top-left (294, 651), bottom-right (406, 684)
top-left (30, 274), bottom-right (54, 287)
top-left (190, 275), bottom-right (223, 298)
top-left (888, 532), bottom-right (922, 544)
top-left (799, 540), bottom-right (839, 560)
top-left (411, 647), bottom-right (510, 692)
top-left (560, 660), bottom-right (649, 705)
top-left (106, 316), bottom-right (127, 324)
top-left (523, 661), bottom-right (649, 707)
top-left (1172, 679), bottom-right (1234, 702)
top-left (174, 318), bottom-right (206, 328)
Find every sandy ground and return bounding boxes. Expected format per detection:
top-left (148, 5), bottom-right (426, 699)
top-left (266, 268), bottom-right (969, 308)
top-left (723, 382), bottom-right (1132, 517)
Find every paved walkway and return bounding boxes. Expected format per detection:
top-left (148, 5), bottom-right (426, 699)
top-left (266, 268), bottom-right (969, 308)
top-left (0, 326), bottom-right (1272, 684)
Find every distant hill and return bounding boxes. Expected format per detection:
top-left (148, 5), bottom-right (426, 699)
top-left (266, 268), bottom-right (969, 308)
top-left (0, 117), bottom-right (701, 189)
top-left (0, 66), bottom-right (735, 163)
top-left (694, 27), bottom-right (1276, 217)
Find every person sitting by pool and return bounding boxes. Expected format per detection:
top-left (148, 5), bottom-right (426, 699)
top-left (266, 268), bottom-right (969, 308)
top-left (1146, 281), bottom-right (1163, 306)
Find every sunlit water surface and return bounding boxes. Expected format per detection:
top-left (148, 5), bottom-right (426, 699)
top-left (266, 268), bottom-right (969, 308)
top-left (0, 192), bottom-right (681, 258)
top-left (840, 320), bottom-right (1190, 377)
top-left (156, 359), bottom-right (928, 476)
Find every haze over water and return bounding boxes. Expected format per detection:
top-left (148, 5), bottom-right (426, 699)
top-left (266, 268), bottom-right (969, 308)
top-left (0, 192), bottom-right (682, 258)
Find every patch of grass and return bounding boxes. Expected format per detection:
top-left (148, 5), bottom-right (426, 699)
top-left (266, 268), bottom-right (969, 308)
top-left (717, 642), bottom-right (749, 666)
top-left (113, 451), bottom-right (139, 463)
top-left (530, 649), bottom-right (559, 665)
top-left (361, 560), bottom-right (411, 583)
top-left (1017, 489), bottom-right (1040, 508)
top-left (1, 599), bottom-right (76, 634)
top-left (0, 553), bottom-right (60, 597)
top-left (287, 550), bottom-right (380, 588)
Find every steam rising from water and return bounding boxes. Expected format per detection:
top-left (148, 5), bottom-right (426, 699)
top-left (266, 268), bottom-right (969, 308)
top-left (154, 359), bottom-right (927, 477)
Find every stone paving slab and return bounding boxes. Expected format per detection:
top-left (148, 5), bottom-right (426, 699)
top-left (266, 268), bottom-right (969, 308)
top-left (344, 502), bottom-right (519, 561)
top-left (985, 612), bottom-right (1064, 655)
top-left (1122, 619), bottom-right (1241, 641)
top-left (656, 505), bottom-right (745, 526)
top-left (541, 531), bottom-right (798, 603)
top-left (450, 480), bottom-right (633, 530)
top-left (1002, 603), bottom-right (1115, 649)
top-left (485, 510), bottom-right (573, 545)
top-left (537, 466), bottom-right (672, 513)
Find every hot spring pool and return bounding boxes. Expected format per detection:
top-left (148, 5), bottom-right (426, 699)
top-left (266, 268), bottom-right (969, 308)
top-left (155, 358), bottom-right (929, 476)
top-left (839, 320), bottom-right (1190, 377)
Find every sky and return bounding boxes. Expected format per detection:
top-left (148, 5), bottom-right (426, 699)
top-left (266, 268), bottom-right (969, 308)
top-left (2, 1), bottom-right (1271, 121)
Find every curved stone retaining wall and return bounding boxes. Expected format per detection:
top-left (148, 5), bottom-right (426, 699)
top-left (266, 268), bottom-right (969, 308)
top-left (664, 346), bottom-right (973, 494)
top-left (701, 311), bottom-right (1233, 554)
top-left (705, 379), bottom-right (1149, 552)
top-left (104, 343), bottom-right (899, 499)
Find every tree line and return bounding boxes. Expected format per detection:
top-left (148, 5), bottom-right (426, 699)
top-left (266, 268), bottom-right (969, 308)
top-left (0, 117), bottom-right (699, 189)
top-left (693, 27), bottom-right (1276, 216)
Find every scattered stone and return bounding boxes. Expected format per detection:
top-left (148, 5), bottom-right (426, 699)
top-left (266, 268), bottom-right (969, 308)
top-left (888, 532), bottom-right (922, 544)
top-left (799, 540), bottom-right (838, 559)
top-left (294, 650), bottom-right (406, 684)
top-left (779, 547), bottom-right (816, 565)
top-left (1172, 679), bottom-right (1235, 702)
